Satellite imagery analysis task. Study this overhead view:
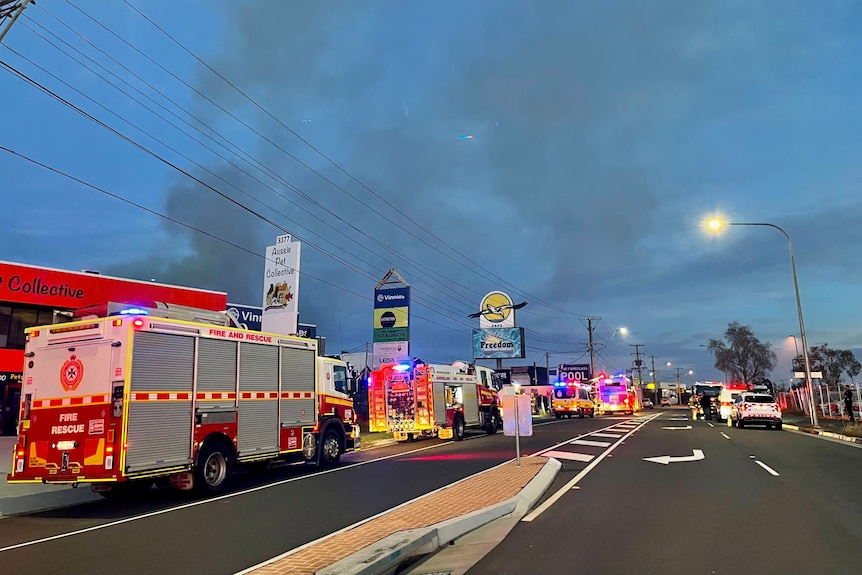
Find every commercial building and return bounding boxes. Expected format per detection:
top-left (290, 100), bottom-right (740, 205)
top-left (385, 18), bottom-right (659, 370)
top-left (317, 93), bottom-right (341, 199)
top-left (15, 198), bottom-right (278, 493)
top-left (0, 260), bottom-right (227, 435)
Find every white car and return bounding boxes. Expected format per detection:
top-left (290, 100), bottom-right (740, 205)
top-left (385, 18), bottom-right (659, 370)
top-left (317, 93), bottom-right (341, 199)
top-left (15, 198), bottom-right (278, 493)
top-left (660, 397), bottom-right (670, 407)
top-left (729, 393), bottom-right (782, 430)
top-left (642, 399), bottom-right (654, 409)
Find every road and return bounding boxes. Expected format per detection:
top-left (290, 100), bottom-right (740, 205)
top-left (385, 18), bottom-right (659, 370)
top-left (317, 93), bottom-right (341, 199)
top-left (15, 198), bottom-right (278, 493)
top-left (469, 410), bottom-right (862, 575)
top-left (0, 415), bottom-right (623, 575)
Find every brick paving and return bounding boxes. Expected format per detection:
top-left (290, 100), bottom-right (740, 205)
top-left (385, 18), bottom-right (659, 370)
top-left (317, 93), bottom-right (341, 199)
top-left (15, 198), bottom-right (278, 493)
top-left (249, 456), bottom-right (546, 575)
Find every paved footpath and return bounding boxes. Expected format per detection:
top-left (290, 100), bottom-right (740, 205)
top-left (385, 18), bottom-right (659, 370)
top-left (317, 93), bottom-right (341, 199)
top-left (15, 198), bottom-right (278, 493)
top-left (246, 456), bottom-right (546, 575)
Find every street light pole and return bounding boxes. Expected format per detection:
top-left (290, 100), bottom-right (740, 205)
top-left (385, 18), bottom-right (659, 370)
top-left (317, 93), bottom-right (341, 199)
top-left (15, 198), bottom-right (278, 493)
top-left (725, 222), bottom-right (818, 427)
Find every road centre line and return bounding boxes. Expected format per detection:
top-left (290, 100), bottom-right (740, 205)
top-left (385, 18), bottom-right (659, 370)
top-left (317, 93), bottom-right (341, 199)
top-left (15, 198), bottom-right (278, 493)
top-left (707, 423), bottom-right (715, 428)
top-left (522, 413), bottom-right (661, 522)
top-left (721, 432), bottom-right (731, 440)
top-left (0, 436), bottom-right (486, 553)
top-left (755, 460), bottom-right (780, 476)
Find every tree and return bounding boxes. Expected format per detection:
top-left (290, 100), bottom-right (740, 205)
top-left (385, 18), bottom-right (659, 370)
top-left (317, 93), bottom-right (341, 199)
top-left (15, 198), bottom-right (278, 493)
top-left (795, 344), bottom-right (861, 387)
top-left (708, 322), bottom-right (776, 386)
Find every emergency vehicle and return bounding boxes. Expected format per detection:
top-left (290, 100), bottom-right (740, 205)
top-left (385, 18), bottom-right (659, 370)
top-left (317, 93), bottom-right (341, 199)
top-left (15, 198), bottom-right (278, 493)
top-left (692, 381), bottom-right (723, 420)
top-left (594, 372), bottom-right (635, 415)
top-left (369, 360), bottom-right (500, 441)
top-left (716, 382), bottom-right (749, 421)
top-left (6, 306), bottom-right (359, 496)
top-left (552, 380), bottom-right (594, 419)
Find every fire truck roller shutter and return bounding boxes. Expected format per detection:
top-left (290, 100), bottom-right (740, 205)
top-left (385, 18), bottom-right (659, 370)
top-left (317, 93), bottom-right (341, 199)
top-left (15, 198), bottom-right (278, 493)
top-left (196, 339), bottom-right (238, 411)
top-left (462, 384), bottom-right (480, 425)
top-left (237, 343), bottom-right (279, 458)
top-left (126, 332), bottom-right (194, 473)
top-left (280, 347), bottom-right (316, 426)
top-left (432, 379), bottom-right (448, 426)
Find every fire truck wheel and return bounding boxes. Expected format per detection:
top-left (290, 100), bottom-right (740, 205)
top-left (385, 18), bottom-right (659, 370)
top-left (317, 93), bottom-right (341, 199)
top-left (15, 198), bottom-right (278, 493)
top-left (454, 415), bottom-right (466, 441)
top-left (319, 429), bottom-right (342, 467)
top-left (485, 410), bottom-right (499, 434)
top-left (195, 442), bottom-right (233, 495)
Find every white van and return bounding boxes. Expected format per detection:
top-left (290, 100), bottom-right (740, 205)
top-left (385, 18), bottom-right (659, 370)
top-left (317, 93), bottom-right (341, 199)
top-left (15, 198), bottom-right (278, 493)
top-left (717, 383), bottom-right (749, 421)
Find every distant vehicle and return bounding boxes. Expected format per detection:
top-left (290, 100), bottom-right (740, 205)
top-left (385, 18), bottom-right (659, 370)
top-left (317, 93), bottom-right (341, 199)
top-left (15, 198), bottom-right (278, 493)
top-left (642, 398), bottom-right (654, 409)
top-left (716, 382), bottom-right (749, 421)
top-left (729, 393), bottom-right (782, 430)
top-left (552, 382), bottom-right (595, 419)
top-left (594, 373), bottom-right (634, 415)
top-left (660, 397), bottom-right (670, 407)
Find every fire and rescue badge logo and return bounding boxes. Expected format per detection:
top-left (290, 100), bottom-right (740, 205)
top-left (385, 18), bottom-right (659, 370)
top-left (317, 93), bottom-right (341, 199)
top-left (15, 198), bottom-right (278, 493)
top-left (60, 354), bottom-right (85, 392)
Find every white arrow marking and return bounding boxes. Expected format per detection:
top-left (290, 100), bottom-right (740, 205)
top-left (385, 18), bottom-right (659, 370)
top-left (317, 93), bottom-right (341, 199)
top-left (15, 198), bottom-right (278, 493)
top-left (643, 449), bottom-right (705, 465)
top-left (661, 426), bottom-right (692, 430)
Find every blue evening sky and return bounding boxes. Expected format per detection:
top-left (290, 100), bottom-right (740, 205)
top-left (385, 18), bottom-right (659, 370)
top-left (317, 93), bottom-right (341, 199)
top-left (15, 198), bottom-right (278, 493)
top-left (2, 0), bottom-right (862, 385)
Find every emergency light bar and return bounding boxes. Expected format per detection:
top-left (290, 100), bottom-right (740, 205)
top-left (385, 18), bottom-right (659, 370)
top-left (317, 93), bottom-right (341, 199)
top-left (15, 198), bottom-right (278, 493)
top-left (118, 307), bottom-right (149, 315)
top-left (393, 364), bottom-right (411, 372)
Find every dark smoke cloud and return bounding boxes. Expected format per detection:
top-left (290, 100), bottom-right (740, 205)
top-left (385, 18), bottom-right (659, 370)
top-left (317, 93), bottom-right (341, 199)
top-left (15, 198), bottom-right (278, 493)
top-left (102, 0), bottom-right (862, 377)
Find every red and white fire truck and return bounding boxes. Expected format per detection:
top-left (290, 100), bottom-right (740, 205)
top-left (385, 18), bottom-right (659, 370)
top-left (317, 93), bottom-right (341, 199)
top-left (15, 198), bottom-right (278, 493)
top-left (369, 360), bottom-right (500, 441)
top-left (6, 305), bottom-right (359, 496)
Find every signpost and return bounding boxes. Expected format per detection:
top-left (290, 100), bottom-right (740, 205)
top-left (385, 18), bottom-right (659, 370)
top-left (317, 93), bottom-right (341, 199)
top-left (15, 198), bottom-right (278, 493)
top-left (501, 387), bottom-right (532, 466)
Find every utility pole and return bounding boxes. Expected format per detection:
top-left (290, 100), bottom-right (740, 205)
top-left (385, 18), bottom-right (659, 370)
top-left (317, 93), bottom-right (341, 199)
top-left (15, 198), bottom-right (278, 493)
top-left (586, 317), bottom-right (598, 378)
top-left (651, 355), bottom-right (658, 403)
top-left (630, 344), bottom-right (645, 388)
top-left (0, 0), bottom-right (33, 44)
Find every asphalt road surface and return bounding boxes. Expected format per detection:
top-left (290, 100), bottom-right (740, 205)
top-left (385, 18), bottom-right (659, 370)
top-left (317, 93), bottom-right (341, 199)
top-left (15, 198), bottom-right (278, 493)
top-left (469, 410), bottom-right (862, 575)
top-left (0, 414), bottom-right (629, 575)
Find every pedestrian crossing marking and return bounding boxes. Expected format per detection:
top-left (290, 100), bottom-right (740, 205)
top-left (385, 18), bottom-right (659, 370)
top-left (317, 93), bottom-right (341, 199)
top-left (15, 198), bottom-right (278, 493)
top-left (590, 432), bottom-right (623, 439)
top-left (570, 439), bottom-right (611, 447)
top-left (543, 450), bottom-right (595, 462)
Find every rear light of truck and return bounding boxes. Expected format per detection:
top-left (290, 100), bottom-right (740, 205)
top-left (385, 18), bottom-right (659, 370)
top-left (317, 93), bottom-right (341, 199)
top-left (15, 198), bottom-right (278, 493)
top-left (132, 319), bottom-right (145, 328)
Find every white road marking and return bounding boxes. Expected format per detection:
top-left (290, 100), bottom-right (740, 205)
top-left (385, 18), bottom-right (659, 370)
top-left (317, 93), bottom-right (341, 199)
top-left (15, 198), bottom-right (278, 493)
top-left (530, 421), bottom-right (635, 457)
top-left (755, 460), bottom-right (780, 476)
top-left (721, 432), bottom-right (731, 440)
top-left (668, 417), bottom-right (688, 421)
top-left (707, 423), bottom-right (715, 428)
top-left (522, 413), bottom-right (661, 522)
top-left (591, 432), bottom-right (623, 439)
top-left (541, 451), bottom-right (594, 462)
top-left (661, 426), bottom-right (692, 430)
top-left (643, 449), bottom-right (705, 465)
top-left (570, 439), bottom-right (611, 447)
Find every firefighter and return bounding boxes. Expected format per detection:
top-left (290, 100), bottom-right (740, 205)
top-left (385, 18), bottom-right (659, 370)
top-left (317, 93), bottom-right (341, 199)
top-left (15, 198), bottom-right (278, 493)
top-left (700, 392), bottom-right (713, 421)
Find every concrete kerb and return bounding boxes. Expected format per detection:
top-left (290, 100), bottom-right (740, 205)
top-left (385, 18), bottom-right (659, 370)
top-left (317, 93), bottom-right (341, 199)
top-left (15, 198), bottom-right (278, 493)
top-left (783, 423), bottom-right (862, 444)
top-left (319, 458), bottom-right (561, 575)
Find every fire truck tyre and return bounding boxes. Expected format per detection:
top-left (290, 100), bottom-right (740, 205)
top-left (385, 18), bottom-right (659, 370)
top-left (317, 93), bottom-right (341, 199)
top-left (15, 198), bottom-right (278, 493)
top-left (555, 413), bottom-right (561, 420)
top-left (486, 410), bottom-right (499, 434)
top-left (737, 419), bottom-right (745, 429)
top-left (319, 429), bottom-right (342, 467)
top-left (578, 411), bottom-right (585, 419)
top-left (589, 410), bottom-right (594, 418)
top-left (195, 442), bottom-right (233, 495)
top-left (776, 422), bottom-right (782, 431)
top-left (454, 415), bottom-right (466, 441)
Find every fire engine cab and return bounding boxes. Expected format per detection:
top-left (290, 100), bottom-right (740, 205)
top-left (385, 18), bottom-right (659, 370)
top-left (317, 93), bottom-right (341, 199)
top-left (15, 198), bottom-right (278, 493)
top-left (7, 305), bottom-right (359, 496)
top-left (369, 360), bottom-right (500, 441)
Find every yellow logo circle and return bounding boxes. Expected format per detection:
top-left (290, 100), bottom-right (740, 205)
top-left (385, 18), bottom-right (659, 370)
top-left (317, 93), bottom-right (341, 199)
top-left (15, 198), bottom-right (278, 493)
top-left (479, 292), bottom-right (514, 323)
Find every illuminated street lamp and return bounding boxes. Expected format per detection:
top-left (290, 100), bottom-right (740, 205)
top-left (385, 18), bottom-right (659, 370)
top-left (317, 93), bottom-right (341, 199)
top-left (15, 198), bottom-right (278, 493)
top-left (706, 218), bottom-right (818, 427)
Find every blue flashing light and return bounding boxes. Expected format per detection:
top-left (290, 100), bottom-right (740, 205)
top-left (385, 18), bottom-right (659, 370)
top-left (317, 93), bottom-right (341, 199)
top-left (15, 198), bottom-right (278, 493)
top-left (119, 308), bottom-right (149, 316)
top-left (393, 364), bottom-right (411, 372)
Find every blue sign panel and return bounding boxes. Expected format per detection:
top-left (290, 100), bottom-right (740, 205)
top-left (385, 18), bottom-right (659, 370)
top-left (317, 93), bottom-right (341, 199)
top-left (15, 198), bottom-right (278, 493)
top-left (472, 327), bottom-right (526, 359)
top-left (374, 287), bottom-right (410, 309)
top-left (297, 323), bottom-right (317, 339)
top-left (558, 363), bottom-right (592, 383)
top-left (226, 303), bottom-right (263, 331)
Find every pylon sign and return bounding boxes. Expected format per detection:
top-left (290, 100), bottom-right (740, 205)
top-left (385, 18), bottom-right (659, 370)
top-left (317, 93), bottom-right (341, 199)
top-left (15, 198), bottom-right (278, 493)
top-left (372, 269), bottom-right (410, 368)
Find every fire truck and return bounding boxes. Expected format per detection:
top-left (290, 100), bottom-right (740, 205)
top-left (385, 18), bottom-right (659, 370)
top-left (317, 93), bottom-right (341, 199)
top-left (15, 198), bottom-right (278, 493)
top-left (6, 306), bottom-right (359, 496)
top-left (594, 372), bottom-right (637, 415)
top-left (369, 360), bottom-right (500, 441)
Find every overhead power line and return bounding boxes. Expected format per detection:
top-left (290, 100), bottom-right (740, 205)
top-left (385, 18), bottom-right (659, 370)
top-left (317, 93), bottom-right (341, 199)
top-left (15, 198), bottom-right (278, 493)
top-left (114, 0), bottom-right (593, 320)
